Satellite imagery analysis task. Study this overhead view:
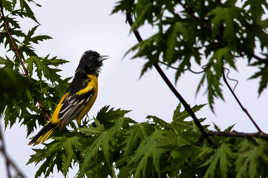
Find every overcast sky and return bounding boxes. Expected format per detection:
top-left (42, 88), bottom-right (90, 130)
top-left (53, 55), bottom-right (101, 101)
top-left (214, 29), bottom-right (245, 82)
top-left (1, 1), bottom-right (268, 177)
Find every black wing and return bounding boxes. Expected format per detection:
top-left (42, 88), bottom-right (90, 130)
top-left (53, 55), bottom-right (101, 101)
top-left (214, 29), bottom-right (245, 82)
top-left (58, 77), bottom-right (95, 127)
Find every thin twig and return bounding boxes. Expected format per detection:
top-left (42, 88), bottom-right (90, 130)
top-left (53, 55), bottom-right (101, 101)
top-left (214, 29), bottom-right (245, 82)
top-left (224, 68), bottom-right (238, 92)
top-left (0, 125), bottom-right (11, 178)
top-left (159, 61), bottom-right (205, 74)
top-left (126, 13), bottom-right (213, 144)
top-left (223, 68), bottom-right (264, 133)
top-left (208, 131), bottom-right (268, 140)
top-left (0, 4), bottom-right (50, 120)
top-left (0, 124), bottom-right (26, 178)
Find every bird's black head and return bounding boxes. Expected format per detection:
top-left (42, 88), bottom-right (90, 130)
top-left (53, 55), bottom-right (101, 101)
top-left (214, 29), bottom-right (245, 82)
top-left (76, 50), bottom-right (107, 76)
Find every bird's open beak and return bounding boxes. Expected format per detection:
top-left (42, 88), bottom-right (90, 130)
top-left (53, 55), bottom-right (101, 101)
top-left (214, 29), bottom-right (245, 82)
top-left (101, 55), bottom-right (109, 61)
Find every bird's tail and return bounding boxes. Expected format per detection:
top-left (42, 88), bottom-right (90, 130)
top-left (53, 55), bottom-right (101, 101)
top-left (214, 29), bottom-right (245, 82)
top-left (28, 123), bottom-right (57, 145)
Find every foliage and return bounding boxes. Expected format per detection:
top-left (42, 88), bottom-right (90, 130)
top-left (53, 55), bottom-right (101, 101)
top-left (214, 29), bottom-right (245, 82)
top-left (113, 0), bottom-right (268, 110)
top-left (27, 106), bottom-right (268, 178)
top-left (0, 0), bottom-right (268, 178)
top-left (0, 0), bottom-right (69, 135)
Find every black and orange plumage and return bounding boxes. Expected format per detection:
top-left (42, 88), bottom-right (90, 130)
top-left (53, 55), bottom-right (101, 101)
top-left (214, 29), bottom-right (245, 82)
top-left (29, 50), bottom-right (107, 145)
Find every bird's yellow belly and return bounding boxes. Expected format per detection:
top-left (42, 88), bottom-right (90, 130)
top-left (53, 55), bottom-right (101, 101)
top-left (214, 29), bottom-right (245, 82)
top-left (76, 74), bottom-right (98, 125)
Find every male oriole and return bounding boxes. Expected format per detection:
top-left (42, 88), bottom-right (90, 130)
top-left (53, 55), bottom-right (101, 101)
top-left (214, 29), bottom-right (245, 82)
top-left (29, 50), bottom-right (107, 145)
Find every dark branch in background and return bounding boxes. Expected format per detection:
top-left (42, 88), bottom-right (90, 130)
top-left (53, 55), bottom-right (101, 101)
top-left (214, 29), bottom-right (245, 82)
top-left (223, 68), bottom-right (264, 133)
top-left (0, 4), bottom-right (50, 121)
top-left (126, 13), bottom-right (213, 145)
top-left (208, 131), bottom-right (268, 140)
top-left (160, 54), bottom-right (267, 137)
top-left (0, 124), bottom-right (26, 178)
top-left (0, 125), bottom-right (11, 178)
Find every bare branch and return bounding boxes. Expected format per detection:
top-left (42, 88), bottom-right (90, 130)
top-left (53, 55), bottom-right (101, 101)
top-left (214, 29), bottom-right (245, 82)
top-left (0, 126), bottom-right (11, 178)
top-left (222, 68), bottom-right (264, 133)
top-left (0, 124), bottom-right (26, 178)
top-left (126, 13), bottom-right (213, 145)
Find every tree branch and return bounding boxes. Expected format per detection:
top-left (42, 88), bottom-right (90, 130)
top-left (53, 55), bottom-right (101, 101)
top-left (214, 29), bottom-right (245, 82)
top-left (0, 124), bottom-right (26, 178)
top-left (0, 4), bottom-right (50, 120)
top-left (126, 13), bottom-right (213, 144)
top-left (0, 5), bottom-right (28, 76)
top-left (0, 126), bottom-right (11, 178)
top-left (223, 68), bottom-right (264, 133)
top-left (208, 131), bottom-right (268, 140)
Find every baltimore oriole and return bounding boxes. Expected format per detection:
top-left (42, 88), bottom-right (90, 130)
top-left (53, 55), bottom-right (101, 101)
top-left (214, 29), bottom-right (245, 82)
top-left (29, 50), bottom-right (107, 145)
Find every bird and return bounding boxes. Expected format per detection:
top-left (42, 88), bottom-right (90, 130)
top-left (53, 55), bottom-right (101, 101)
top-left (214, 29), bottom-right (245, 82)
top-left (29, 50), bottom-right (107, 145)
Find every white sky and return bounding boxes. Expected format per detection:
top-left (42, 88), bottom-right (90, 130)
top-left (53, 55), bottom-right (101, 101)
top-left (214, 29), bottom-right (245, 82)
top-left (1, 1), bottom-right (268, 177)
